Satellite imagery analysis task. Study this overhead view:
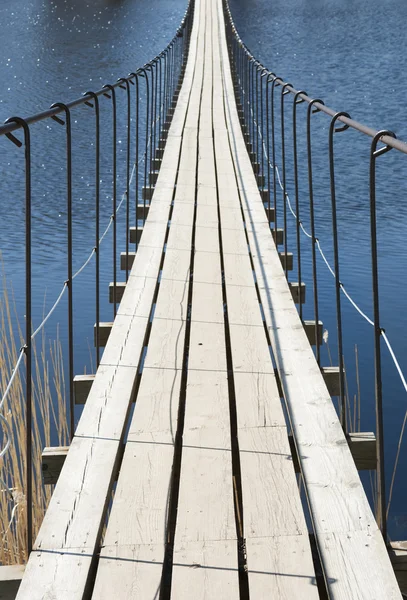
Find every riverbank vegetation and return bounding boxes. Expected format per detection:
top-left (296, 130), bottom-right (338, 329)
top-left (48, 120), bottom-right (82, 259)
top-left (0, 275), bottom-right (68, 565)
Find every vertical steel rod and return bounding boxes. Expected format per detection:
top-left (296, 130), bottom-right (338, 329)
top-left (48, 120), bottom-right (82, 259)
top-left (369, 129), bottom-right (396, 541)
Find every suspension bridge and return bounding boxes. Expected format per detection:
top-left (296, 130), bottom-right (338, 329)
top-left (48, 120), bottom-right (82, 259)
top-left (1, 0), bottom-right (407, 597)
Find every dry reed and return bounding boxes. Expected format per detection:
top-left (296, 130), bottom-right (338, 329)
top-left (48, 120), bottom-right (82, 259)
top-left (0, 275), bottom-right (68, 565)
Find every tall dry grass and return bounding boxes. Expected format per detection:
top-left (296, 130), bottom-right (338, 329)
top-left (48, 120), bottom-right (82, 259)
top-left (0, 276), bottom-right (69, 565)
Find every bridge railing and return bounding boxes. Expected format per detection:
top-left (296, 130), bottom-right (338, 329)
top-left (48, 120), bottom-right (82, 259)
top-left (223, 0), bottom-right (407, 545)
top-left (0, 0), bottom-right (195, 559)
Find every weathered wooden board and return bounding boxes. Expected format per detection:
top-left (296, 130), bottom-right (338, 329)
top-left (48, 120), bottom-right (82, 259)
top-left (215, 0), bottom-right (402, 593)
top-left (91, 0), bottom-right (207, 596)
top-left (211, 5), bottom-right (319, 596)
top-left (16, 0), bottom-right (202, 598)
top-left (172, 3), bottom-right (239, 594)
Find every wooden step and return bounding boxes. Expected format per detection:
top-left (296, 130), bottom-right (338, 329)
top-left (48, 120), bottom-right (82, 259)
top-left (264, 205), bottom-right (275, 222)
top-left (151, 158), bottom-right (162, 170)
top-left (109, 281), bottom-right (126, 303)
top-left (142, 186), bottom-right (154, 201)
top-left (389, 541), bottom-right (407, 595)
top-left (303, 320), bottom-right (323, 347)
top-left (94, 322), bottom-right (113, 347)
top-left (42, 446), bottom-right (69, 485)
top-left (279, 251), bottom-right (293, 271)
top-left (259, 188), bottom-right (269, 202)
top-left (271, 227), bottom-right (283, 245)
top-left (288, 432), bottom-right (376, 472)
top-left (73, 374), bottom-right (95, 405)
top-left (256, 173), bottom-right (265, 187)
top-left (321, 365), bottom-right (342, 396)
top-left (0, 565), bottom-right (25, 600)
top-left (149, 171), bottom-right (159, 184)
top-left (130, 225), bottom-right (144, 244)
top-left (120, 251), bottom-right (136, 271)
top-left (289, 281), bottom-right (306, 304)
top-left (136, 203), bottom-right (150, 220)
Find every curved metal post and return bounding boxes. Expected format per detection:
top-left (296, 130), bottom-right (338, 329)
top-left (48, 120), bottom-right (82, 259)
top-left (306, 98), bottom-right (325, 364)
top-left (102, 85), bottom-right (118, 317)
top-left (50, 102), bottom-right (75, 439)
top-left (369, 129), bottom-right (396, 541)
top-left (292, 90), bottom-right (307, 320)
top-left (83, 91), bottom-right (101, 367)
top-left (328, 111), bottom-right (351, 431)
top-left (4, 116), bottom-right (32, 556)
top-left (281, 82), bottom-right (292, 278)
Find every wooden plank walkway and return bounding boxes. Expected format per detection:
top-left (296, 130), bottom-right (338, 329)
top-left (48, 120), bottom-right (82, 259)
top-left (16, 0), bottom-right (402, 597)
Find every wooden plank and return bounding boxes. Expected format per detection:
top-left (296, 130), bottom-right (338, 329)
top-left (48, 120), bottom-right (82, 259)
top-left (303, 319), bottom-right (323, 347)
top-left (172, 3), bottom-right (239, 593)
top-left (211, 5), bottom-right (319, 596)
top-left (0, 565), bottom-right (24, 600)
top-left (120, 251), bottom-right (135, 271)
top-left (321, 365), bottom-right (342, 396)
top-left (42, 446), bottom-right (68, 485)
top-left (389, 541), bottom-right (407, 595)
top-left (172, 540), bottom-right (239, 598)
top-left (288, 432), bottom-right (377, 472)
top-left (73, 374), bottom-right (95, 405)
top-left (16, 4), bottom-right (198, 596)
top-left (91, 0), bottom-right (205, 595)
top-left (93, 322), bottom-right (113, 347)
top-left (216, 0), bottom-right (402, 592)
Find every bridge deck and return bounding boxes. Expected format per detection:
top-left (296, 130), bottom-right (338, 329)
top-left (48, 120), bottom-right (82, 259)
top-left (16, 0), bottom-right (402, 598)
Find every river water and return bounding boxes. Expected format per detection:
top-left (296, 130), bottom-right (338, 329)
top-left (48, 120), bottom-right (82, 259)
top-left (1, 0), bottom-right (406, 541)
